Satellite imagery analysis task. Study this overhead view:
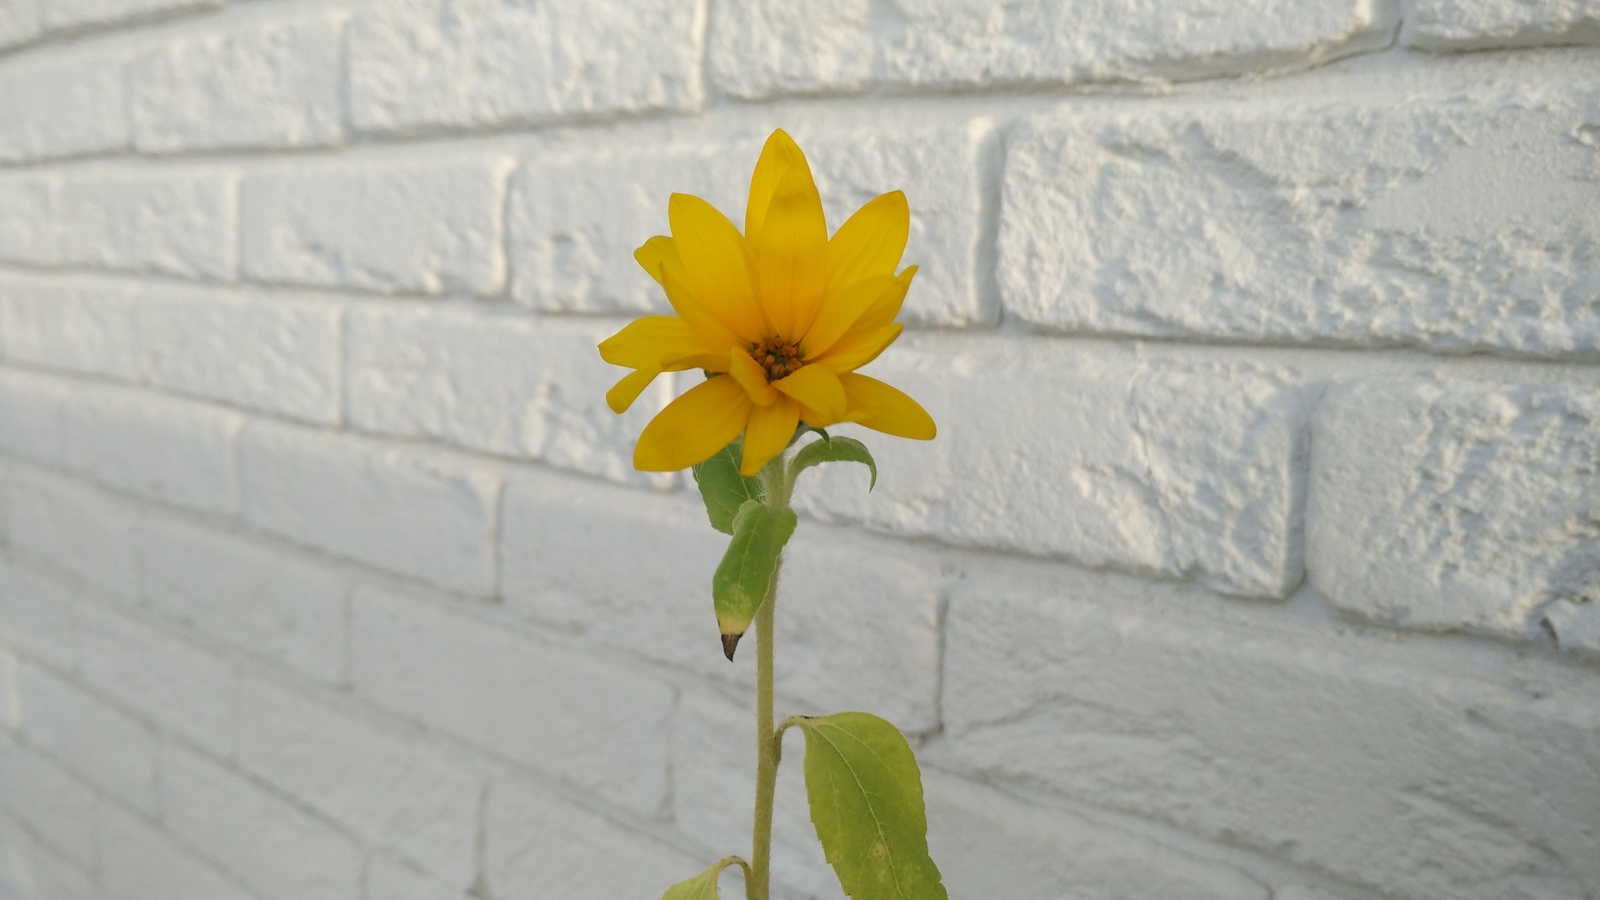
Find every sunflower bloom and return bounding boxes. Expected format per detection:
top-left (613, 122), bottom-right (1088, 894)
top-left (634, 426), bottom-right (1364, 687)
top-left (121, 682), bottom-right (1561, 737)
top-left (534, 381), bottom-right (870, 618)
top-left (599, 129), bottom-right (937, 476)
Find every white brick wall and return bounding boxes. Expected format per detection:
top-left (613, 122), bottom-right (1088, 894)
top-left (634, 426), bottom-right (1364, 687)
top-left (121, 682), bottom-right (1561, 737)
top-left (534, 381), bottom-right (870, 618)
top-left (0, 3), bottom-right (1596, 900)
top-left (0, 51), bottom-right (127, 163)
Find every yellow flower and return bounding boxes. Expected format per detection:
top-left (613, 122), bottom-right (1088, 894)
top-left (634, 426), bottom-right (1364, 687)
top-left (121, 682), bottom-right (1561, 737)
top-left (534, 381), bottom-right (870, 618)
top-left (599, 129), bottom-right (937, 476)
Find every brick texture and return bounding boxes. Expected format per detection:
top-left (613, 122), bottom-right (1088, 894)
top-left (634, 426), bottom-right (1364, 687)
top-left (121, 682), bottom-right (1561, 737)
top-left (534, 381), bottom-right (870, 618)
top-left (1, 9), bottom-right (1596, 900)
top-left (0, 52), bottom-right (128, 163)
top-left (240, 158), bottom-right (510, 296)
top-left (347, 0), bottom-right (703, 135)
top-left (1407, 0), bottom-right (1600, 49)
top-left (940, 572), bottom-right (1600, 900)
top-left (1308, 377), bottom-right (1600, 636)
top-left (708, 0), bottom-right (1394, 97)
top-left (131, 13), bottom-right (346, 153)
top-left (1000, 67), bottom-right (1600, 359)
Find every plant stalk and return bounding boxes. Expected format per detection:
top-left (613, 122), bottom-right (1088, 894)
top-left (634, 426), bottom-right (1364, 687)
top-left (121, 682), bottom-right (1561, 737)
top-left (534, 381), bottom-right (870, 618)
top-left (749, 455), bottom-right (790, 900)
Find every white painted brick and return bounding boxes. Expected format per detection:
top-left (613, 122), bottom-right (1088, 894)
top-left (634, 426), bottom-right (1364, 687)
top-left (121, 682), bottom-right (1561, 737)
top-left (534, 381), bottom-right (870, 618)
top-left (347, 0), bottom-right (702, 135)
top-left (495, 462), bottom-right (705, 685)
top-left (365, 854), bottom-right (471, 900)
top-left (0, 557), bottom-right (78, 671)
top-left (0, 53), bottom-right (127, 163)
top-left (924, 771), bottom-right (1269, 900)
top-left (0, 276), bottom-right (141, 381)
top-left (98, 802), bottom-right (255, 900)
top-left (239, 423), bottom-right (499, 595)
top-left (240, 158), bottom-right (509, 296)
top-left (1544, 599), bottom-right (1600, 658)
top-left (0, 277), bottom-right (337, 434)
top-left (346, 305), bottom-right (672, 488)
top-left (0, 369), bottom-right (69, 466)
top-left (940, 577), bottom-right (1600, 900)
top-left (0, 0), bottom-right (40, 50)
top-left (1276, 887), bottom-right (1356, 900)
top-left (708, 0), bottom-right (1393, 98)
top-left (0, 814), bottom-right (94, 900)
top-left (15, 663), bottom-right (158, 814)
top-left (3, 468), bottom-right (141, 603)
top-left (671, 689), bottom-right (833, 898)
top-left (142, 517), bottom-right (348, 684)
top-left (350, 587), bottom-right (672, 815)
top-left (509, 123), bottom-right (989, 326)
top-left (500, 468), bottom-right (943, 731)
top-left (59, 381), bottom-right (242, 514)
top-left (137, 284), bottom-right (342, 423)
top-left (75, 602), bottom-right (236, 756)
top-left (42, 0), bottom-right (222, 32)
top-left (0, 733), bottom-right (97, 868)
top-left (0, 370), bottom-right (69, 465)
top-left (0, 647), bottom-right (18, 732)
top-left (1409, 0), bottom-right (1600, 50)
top-left (237, 676), bottom-right (484, 888)
top-left (484, 771), bottom-right (698, 900)
top-left (132, 13), bottom-right (346, 153)
top-left (1002, 81), bottom-right (1600, 359)
top-left (57, 171), bottom-right (237, 280)
top-left (1308, 378), bottom-right (1600, 637)
top-left (794, 335), bottom-right (1308, 598)
top-left (0, 175), bottom-right (58, 266)
top-left (163, 743), bottom-right (364, 900)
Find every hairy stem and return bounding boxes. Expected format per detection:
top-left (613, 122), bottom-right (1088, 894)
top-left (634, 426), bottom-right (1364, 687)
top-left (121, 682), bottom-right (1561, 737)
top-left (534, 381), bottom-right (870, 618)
top-left (749, 455), bottom-right (790, 900)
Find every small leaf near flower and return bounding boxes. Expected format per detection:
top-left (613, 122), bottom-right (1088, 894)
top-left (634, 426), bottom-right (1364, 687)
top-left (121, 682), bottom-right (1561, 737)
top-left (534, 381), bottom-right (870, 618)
top-left (692, 439), bottom-right (764, 534)
top-left (713, 500), bottom-right (797, 660)
top-left (791, 435), bottom-right (877, 491)
top-left (794, 712), bottom-right (947, 900)
top-left (658, 857), bottom-right (747, 900)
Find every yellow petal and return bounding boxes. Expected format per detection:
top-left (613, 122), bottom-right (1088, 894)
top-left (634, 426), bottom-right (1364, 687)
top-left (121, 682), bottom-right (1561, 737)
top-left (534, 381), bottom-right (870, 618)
top-left (669, 193), bottom-right (768, 343)
top-left (599, 316), bottom-right (723, 371)
top-left (752, 164), bottom-right (828, 342)
top-left (745, 129), bottom-right (808, 248)
top-left (813, 322), bottom-right (903, 374)
top-left (658, 259), bottom-right (740, 352)
top-left (634, 375), bottom-right (753, 472)
top-left (633, 235), bottom-right (677, 288)
top-left (839, 373), bottom-right (936, 440)
top-left (826, 190), bottom-right (909, 290)
top-left (740, 395), bottom-right (800, 476)
top-left (799, 274), bottom-right (897, 360)
top-left (852, 265), bottom-right (916, 333)
top-left (772, 364), bottom-right (846, 423)
top-left (606, 367), bottom-right (661, 414)
top-left (729, 346), bottom-right (779, 407)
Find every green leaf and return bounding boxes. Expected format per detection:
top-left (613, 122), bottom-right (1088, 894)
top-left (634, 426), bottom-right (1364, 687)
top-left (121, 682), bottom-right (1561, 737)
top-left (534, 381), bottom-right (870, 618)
top-left (659, 857), bottom-right (746, 900)
top-left (692, 440), bottom-right (764, 535)
top-left (712, 500), bottom-right (796, 660)
top-left (795, 712), bottom-right (947, 900)
top-left (791, 435), bottom-right (877, 490)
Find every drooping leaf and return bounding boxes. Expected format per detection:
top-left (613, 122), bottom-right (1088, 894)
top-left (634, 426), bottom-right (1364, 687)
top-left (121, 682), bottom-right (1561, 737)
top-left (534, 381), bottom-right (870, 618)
top-left (712, 500), bottom-right (797, 660)
top-left (790, 423), bottom-right (828, 447)
top-left (795, 712), bottom-right (947, 900)
top-left (692, 439), bottom-right (765, 534)
top-left (791, 435), bottom-right (876, 490)
top-left (659, 857), bottom-right (746, 900)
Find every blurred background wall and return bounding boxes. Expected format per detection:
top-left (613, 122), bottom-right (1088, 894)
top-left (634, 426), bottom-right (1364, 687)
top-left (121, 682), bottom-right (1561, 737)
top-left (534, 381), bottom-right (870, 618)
top-left (0, 1), bottom-right (1597, 899)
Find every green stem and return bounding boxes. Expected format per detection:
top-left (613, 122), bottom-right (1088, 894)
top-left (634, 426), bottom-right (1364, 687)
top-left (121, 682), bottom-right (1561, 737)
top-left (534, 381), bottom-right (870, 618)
top-left (749, 455), bottom-right (790, 900)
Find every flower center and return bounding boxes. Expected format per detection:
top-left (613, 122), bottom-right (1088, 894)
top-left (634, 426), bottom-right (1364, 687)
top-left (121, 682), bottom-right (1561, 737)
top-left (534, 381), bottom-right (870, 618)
top-left (751, 338), bottom-right (803, 381)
